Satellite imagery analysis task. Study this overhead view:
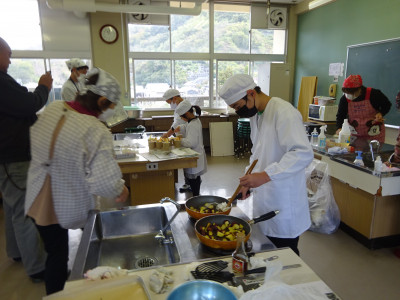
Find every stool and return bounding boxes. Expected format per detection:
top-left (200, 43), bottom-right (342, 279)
top-left (235, 118), bottom-right (251, 158)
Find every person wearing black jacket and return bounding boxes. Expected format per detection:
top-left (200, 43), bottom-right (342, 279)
top-left (0, 37), bottom-right (52, 282)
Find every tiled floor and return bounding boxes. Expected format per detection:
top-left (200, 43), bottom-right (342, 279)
top-left (1, 155), bottom-right (399, 299)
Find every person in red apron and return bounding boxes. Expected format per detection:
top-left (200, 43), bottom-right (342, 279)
top-left (336, 74), bottom-right (391, 150)
top-left (386, 91), bottom-right (400, 166)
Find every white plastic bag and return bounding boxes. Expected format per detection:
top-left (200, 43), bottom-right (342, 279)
top-left (305, 159), bottom-right (340, 234)
top-left (239, 262), bottom-right (326, 300)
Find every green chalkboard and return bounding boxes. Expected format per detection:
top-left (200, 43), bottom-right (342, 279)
top-left (346, 38), bottom-right (400, 126)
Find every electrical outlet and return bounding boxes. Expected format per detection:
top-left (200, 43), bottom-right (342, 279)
top-left (146, 162), bottom-right (158, 170)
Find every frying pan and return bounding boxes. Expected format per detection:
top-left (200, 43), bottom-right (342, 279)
top-left (194, 210), bottom-right (279, 250)
top-left (185, 195), bottom-right (232, 220)
top-left (185, 160), bottom-right (258, 220)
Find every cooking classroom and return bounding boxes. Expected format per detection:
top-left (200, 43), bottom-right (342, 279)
top-left (0, 0), bottom-right (399, 299)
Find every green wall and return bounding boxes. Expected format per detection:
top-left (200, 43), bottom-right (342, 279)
top-left (293, 0), bottom-right (400, 106)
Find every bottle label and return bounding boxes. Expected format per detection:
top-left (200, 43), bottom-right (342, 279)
top-left (232, 257), bottom-right (247, 274)
top-left (319, 139), bottom-right (326, 148)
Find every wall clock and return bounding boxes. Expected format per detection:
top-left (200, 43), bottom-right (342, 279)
top-left (99, 24), bottom-right (119, 44)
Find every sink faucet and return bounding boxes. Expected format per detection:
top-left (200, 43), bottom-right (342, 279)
top-left (369, 140), bottom-right (380, 162)
top-left (155, 197), bottom-right (181, 244)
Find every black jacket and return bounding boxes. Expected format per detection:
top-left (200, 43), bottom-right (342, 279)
top-left (0, 71), bottom-right (49, 163)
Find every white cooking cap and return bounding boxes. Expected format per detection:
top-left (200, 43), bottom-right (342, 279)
top-left (66, 58), bottom-right (88, 70)
top-left (175, 100), bottom-right (192, 116)
top-left (80, 68), bottom-right (121, 103)
top-left (219, 74), bottom-right (257, 106)
top-left (162, 88), bottom-right (180, 101)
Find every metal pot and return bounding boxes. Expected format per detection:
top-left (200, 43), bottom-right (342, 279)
top-left (194, 211), bottom-right (279, 250)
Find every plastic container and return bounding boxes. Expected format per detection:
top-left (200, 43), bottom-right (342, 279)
top-left (374, 156), bottom-right (382, 175)
top-left (353, 151), bottom-right (364, 166)
top-left (338, 119), bottom-right (351, 144)
top-left (318, 125), bottom-right (327, 149)
top-left (162, 141), bottom-right (171, 151)
top-left (310, 128), bottom-right (319, 147)
top-left (316, 96), bottom-right (336, 106)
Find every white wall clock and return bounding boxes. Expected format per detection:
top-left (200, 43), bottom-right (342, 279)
top-left (99, 24), bottom-right (119, 44)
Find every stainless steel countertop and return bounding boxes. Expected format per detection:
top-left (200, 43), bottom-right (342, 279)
top-left (166, 204), bottom-right (276, 262)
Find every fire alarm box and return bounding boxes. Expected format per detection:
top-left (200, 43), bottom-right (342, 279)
top-left (329, 84), bottom-right (337, 97)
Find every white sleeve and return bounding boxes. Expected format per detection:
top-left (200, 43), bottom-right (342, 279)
top-left (171, 113), bottom-right (185, 129)
top-left (61, 81), bottom-right (78, 102)
top-left (177, 122), bottom-right (187, 136)
top-left (264, 108), bottom-right (314, 180)
top-left (181, 122), bottom-right (199, 149)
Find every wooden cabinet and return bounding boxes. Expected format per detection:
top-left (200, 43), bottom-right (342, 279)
top-left (119, 156), bottom-right (197, 206)
top-left (315, 153), bottom-right (400, 248)
top-left (331, 177), bottom-right (400, 248)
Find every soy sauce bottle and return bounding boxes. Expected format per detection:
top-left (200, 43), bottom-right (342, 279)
top-left (232, 232), bottom-right (249, 274)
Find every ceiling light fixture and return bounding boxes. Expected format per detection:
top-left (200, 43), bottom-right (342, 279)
top-left (308, 0), bottom-right (334, 10)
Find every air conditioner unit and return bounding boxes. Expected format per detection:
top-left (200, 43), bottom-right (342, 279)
top-left (127, 0), bottom-right (169, 25)
top-left (267, 6), bottom-right (287, 29)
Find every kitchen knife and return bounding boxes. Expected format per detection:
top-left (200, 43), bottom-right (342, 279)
top-left (231, 264), bottom-right (302, 291)
top-left (244, 263), bottom-right (302, 275)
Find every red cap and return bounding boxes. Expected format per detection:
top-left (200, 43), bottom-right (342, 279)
top-left (343, 75), bottom-right (362, 88)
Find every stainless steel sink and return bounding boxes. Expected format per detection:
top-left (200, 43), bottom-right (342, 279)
top-left (69, 204), bottom-right (181, 280)
top-left (332, 150), bottom-right (394, 169)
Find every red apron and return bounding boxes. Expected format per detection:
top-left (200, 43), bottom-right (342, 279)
top-left (347, 87), bottom-right (385, 144)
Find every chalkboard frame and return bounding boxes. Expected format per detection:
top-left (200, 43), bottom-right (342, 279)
top-left (346, 37), bottom-right (400, 128)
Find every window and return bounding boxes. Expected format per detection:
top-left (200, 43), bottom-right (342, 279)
top-left (171, 7), bottom-right (209, 53)
top-left (129, 1), bottom-right (288, 109)
top-left (1, 0), bottom-right (92, 103)
top-left (214, 4), bottom-right (250, 54)
top-left (0, 0), bottom-right (42, 50)
top-left (128, 25), bottom-right (170, 52)
top-left (175, 60), bottom-right (209, 107)
top-left (251, 29), bottom-right (286, 55)
top-left (8, 58), bottom-right (92, 103)
top-left (8, 59), bottom-right (46, 88)
top-left (131, 60), bottom-right (171, 109)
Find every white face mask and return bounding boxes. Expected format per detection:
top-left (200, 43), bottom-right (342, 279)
top-left (77, 74), bottom-right (86, 86)
top-left (345, 93), bottom-right (355, 100)
top-left (170, 102), bottom-right (177, 110)
top-left (98, 107), bottom-right (115, 122)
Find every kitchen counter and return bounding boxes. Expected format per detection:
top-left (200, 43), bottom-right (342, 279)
top-left (312, 136), bottom-right (400, 195)
top-left (311, 138), bottom-right (400, 248)
top-left (61, 248), bottom-right (339, 300)
top-left (61, 202), bottom-right (339, 299)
